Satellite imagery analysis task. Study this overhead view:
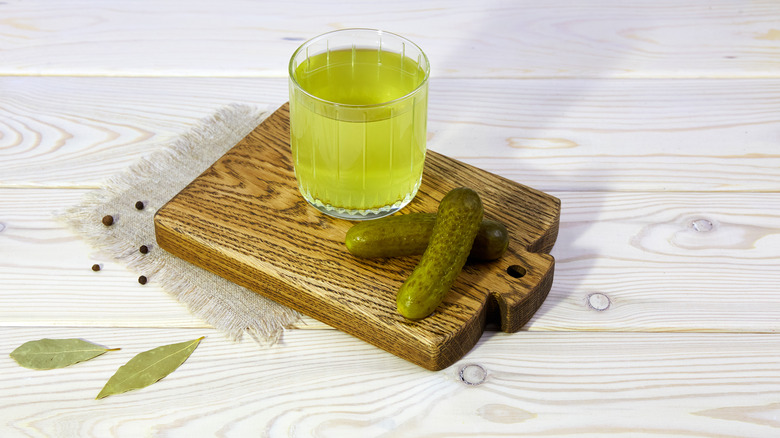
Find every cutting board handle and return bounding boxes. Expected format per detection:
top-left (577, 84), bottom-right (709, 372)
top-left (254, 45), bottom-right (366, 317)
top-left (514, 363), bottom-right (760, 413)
top-left (489, 248), bottom-right (555, 332)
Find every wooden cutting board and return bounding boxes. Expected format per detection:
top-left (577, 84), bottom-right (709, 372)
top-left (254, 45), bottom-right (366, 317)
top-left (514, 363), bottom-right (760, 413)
top-left (154, 103), bottom-right (560, 371)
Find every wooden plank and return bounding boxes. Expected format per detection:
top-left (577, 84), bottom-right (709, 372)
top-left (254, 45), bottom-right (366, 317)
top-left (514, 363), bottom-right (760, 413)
top-left (2, 77), bottom-right (780, 191)
top-left (1, 0), bottom-right (779, 78)
top-left (0, 188), bottom-right (207, 328)
top-left (2, 327), bottom-right (780, 437)
top-left (154, 104), bottom-right (560, 370)
top-left (0, 77), bottom-right (286, 188)
top-left (535, 191), bottom-right (780, 333)
top-left (2, 188), bottom-right (779, 333)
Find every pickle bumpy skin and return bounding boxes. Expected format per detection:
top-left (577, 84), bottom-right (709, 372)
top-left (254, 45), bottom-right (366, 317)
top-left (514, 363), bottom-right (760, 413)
top-left (395, 187), bottom-right (484, 320)
top-left (345, 214), bottom-right (508, 261)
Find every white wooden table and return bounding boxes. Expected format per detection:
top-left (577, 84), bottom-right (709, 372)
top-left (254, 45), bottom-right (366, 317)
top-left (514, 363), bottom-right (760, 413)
top-left (2, 1), bottom-right (780, 436)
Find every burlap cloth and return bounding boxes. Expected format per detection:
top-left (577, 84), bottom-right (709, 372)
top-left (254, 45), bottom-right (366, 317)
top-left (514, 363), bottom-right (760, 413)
top-left (58, 104), bottom-right (302, 344)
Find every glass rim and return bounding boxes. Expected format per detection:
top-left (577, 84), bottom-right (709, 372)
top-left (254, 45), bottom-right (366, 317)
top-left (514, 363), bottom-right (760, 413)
top-left (288, 28), bottom-right (431, 110)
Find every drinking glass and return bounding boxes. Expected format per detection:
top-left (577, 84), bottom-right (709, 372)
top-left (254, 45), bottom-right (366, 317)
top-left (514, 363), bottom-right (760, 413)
top-left (288, 28), bottom-right (430, 220)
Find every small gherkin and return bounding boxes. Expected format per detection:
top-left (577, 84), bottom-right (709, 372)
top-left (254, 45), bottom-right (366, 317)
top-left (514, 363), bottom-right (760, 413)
top-left (345, 213), bottom-right (508, 261)
top-left (396, 187), bottom-right (483, 320)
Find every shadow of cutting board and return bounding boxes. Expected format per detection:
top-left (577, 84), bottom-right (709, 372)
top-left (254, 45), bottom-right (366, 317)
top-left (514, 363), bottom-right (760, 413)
top-left (154, 103), bottom-right (560, 371)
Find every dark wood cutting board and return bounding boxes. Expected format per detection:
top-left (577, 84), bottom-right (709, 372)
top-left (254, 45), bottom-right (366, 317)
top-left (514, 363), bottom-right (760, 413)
top-left (154, 103), bottom-right (560, 371)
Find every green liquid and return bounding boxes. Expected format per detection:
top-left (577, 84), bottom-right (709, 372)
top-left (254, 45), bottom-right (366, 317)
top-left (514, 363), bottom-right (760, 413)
top-left (290, 48), bottom-right (428, 215)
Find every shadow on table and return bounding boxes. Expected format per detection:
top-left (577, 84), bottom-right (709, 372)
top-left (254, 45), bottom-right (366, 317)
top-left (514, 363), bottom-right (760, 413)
top-left (424, 10), bottom-right (623, 331)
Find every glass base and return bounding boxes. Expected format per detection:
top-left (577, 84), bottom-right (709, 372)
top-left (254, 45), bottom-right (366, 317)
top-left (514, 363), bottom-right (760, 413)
top-left (301, 189), bottom-right (418, 221)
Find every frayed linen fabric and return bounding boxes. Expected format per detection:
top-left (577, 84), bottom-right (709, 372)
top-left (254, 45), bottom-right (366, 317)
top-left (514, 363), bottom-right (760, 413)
top-left (58, 104), bottom-right (302, 344)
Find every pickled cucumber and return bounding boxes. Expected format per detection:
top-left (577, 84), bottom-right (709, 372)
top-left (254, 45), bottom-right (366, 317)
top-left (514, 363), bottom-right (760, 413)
top-left (396, 187), bottom-right (483, 320)
top-left (470, 219), bottom-right (509, 261)
top-left (345, 214), bottom-right (508, 261)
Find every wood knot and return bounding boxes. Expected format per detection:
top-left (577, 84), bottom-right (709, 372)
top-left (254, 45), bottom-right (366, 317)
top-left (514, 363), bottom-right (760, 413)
top-left (690, 218), bottom-right (714, 232)
top-left (459, 363), bottom-right (487, 386)
top-left (587, 293), bottom-right (611, 311)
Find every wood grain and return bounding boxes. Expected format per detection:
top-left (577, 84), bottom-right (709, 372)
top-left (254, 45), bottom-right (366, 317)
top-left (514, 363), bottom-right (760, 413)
top-left (3, 189), bottom-right (779, 333)
top-left (154, 103), bottom-right (560, 370)
top-left (3, 1), bottom-right (780, 433)
top-left (535, 191), bottom-right (780, 333)
top-left (3, 327), bottom-right (780, 438)
top-left (2, 0), bottom-right (779, 78)
top-left (0, 188), bottom-right (208, 328)
top-left (3, 77), bottom-right (780, 191)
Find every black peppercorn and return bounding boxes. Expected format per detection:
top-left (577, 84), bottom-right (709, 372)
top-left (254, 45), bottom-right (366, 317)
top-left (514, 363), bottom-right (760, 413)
top-left (139, 245), bottom-right (149, 254)
top-left (135, 201), bottom-right (145, 210)
top-left (138, 275), bottom-right (148, 285)
top-left (91, 264), bottom-right (101, 272)
top-left (102, 215), bottom-right (114, 226)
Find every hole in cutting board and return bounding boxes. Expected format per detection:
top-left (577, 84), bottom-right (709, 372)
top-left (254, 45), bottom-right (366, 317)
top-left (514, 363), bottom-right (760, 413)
top-left (506, 265), bottom-right (526, 278)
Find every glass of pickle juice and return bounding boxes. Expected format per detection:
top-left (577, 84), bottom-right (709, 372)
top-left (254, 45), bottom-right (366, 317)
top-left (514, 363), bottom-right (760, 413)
top-left (288, 29), bottom-right (430, 220)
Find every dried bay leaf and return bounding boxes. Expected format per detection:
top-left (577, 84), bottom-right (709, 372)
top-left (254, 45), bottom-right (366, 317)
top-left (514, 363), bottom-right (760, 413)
top-left (96, 336), bottom-right (204, 399)
top-left (10, 338), bottom-right (119, 370)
